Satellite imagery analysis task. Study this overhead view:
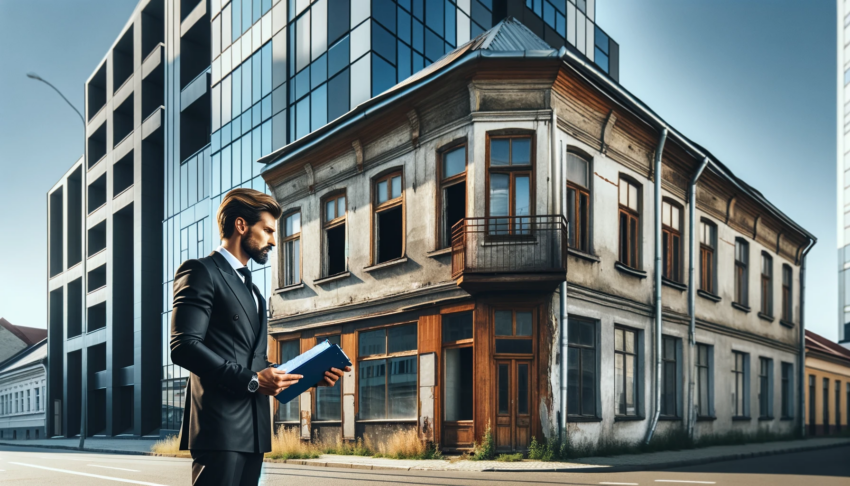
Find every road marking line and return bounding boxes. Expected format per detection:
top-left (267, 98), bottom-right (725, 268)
top-left (600, 482), bottom-right (639, 485)
top-left (8, 462), bottom-right (166, 485)
top-left (89, 465), bottom-right (141, 472)
top-left (655, 481), bottom-right (716, 485)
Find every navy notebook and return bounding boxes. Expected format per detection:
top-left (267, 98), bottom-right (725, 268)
top-left (274, 340), bottom-right (352, 405)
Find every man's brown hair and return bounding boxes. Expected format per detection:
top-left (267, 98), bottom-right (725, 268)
top-left (217, 188), bottom-right (282, 239)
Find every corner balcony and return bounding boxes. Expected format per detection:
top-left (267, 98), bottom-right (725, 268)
top-left (451, 215), bottom-right (568, 294)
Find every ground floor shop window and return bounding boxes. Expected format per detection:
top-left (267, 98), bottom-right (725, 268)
top-left (615, 326), bottom-right (640, 417)
top-left (278, 340), bottom-right (300, 422)
top-left (315, 335), bottom-right (342, 421)
top-left (695, 343), bottom-right (713, 417)
top-left (358, 324), bottom-right (417, 419)
top-left (567, 317), bottom-right (597, 418)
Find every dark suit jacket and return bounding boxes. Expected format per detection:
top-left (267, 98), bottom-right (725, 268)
top-left (170, 250), bottom-right (272, 453)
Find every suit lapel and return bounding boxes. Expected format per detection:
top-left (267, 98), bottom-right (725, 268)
top-left (210, 251), bottom-right (260, 339)
top-left (251, 283), bottom-right (267, 356)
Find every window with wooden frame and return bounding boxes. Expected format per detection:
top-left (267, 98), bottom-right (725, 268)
top-left (314, 335), bottom-right (342, 421)
top-left (615, 326), bottom-right (639, 416)
top-left (695, 343), bottom-right (713, 417)
top-left (782, 264), bottom-right (793, 322)
top-left (493, 309), bottom-right (534, 354)
top-left (282, 211), bottom-right (301, 287)
top-left (438, 143), bottom-right (467, 249)
top-left (618, 177), bottom-right (640, 269)
top-left (567, 150), bottom-right (591, 252)
top-left (660, 335), bottom-right (679, 417)
top-left (758, 357), bottom-right (772, 418)
top-left (442, 311), bottom-right (473, 423)
top-left (322, 192), bottom-right (347, 277)
top-left (661, 199), bottom-right (682, 282)
top-left (734, 238), bottom-right (749, 307)
top-left (357, 323), bottom-right (417, 420)
top-left (373, 171), bottom-right (404, 264)
top-left (761, 252), bottom-right (773, 316)
top-left (699, 220), bottom-right (717, 293)
top-left (567, 317), bottom-right (597, 418)
top-left (487, 133), bottom-right (533, 235)
top-left (277, 339), bottom-right (300, 422)
top-left (732, 351), bottom-right (748, 418)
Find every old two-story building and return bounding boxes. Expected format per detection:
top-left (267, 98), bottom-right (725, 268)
top-left (257, 19), bottom-right (816, 453)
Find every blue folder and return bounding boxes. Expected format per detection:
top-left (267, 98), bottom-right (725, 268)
top-left (274, 340), bottom-right (352, 405)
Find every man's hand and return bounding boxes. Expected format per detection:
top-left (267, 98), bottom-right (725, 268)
top-left (316, 366), bottom-right (351, 387)
top-left (257, 367), bottom-right (302, 396)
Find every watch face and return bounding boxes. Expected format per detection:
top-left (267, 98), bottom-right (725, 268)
top-left (248, 377), bottom-right (259, 392)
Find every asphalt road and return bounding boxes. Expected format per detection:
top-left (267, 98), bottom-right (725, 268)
top-left (0, 444), bottom-right (846, 485)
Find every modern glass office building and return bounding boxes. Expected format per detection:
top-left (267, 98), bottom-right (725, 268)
top-left (51, 0), bottom-right (618, 438)
top-left (839, 0), bottom-right (850, 347)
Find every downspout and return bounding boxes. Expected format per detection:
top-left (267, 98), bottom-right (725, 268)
top-left (552, 105), bottom-right (569, 444)
top-left (686, 157), bottom-right (710, 440)
top-left (798, 239), bottom-right (816, 437)
top-left (645, 127), bottom-right (668, 445)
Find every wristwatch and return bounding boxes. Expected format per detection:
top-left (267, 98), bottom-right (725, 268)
top-left (248, 373), bottom-right (260, 393)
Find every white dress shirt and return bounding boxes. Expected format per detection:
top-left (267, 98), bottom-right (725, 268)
top-left (216, 245), bottom-right (259, 312)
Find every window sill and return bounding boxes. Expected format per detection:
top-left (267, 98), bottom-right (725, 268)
top-left (732, 302), bottom-right (751, 314)
top-left (614, 415), bottom-right (645, 422)
top-left (355, 418), bottom-right (418, 423)
top-left (567, 415), bottom-right (602, 423)
top-left (697, 289), bottom-right (721, 303)
top-left (614, 262), bottom-right (647, 279)
top-left (661, 277), bottom-right (687, 292)
top-left (568, 247), bottom-right (600, 263)
top-left (780, 416), bottom-right (794, 421)
top-left (732, 416), bottom-right (752, 422)
top-left (779, 319), bottom-right (795, 329)
top-left (658, 415), bottom-right (682, 421)
top-left (758, 416), bottom-right (774, 421)
top-left (363, 257), bottom-right (408, 273)
top-left (314, 272), bottom-right (351, 285)
top-left (758, 312), bottom-right (775, 323)
top-left (311, 420), bottom-right (342, 424)
top-left (426, 248), bottom-right (452, 258)
top-left (697, 415), bottom-right (717, 422)
top-left (274, 283), bottom-right (305, 294)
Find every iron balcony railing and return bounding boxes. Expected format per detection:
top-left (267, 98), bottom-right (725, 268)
top-left (451, 215), bottom-right (568, 279)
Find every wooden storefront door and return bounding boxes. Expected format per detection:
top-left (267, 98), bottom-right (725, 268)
top-left (442, 345), bottom-right (474, 450)
top-left (494, 359), bottom-right (532, 452)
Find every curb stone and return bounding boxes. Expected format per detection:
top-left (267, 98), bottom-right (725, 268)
top-left (0, 439), bottom-right (847, 473)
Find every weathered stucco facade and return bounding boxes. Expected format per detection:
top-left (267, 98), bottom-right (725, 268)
top-left (259, 20), bottom-right (814, 452)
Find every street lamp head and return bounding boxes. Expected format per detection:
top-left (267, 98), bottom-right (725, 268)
top-left (26, 72), bottom-right (43, 81)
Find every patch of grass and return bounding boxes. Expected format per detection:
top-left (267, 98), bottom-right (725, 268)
top-left (266, 428), bottom-right (321, 460)
top-left (150, 435), bottom-right (191, 458)
top-left (371, 428), bottom-right (442, 460)
top-left (526, 427), bottom-right (799, 462)
top-left (495, 453), bottom-right (523, 462)
top-left (470, 423), bottom-right (496, 461)
top-left (320, 437), bottom-right (372, 456)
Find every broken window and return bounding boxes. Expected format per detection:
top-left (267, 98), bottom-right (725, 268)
top-left (618, 177), bottom-right (640, 268)
top-left (567, 151), bottom-right (590, 252)
top-left (488, 135), bottom-right (532, 235)
top-left (374, 171), bottom-right (404, 264)
top-left (735, 238), bottom-right (749, 306)
top-left (323, 193), bottom-right (347, 277)
top-left (440, 144), bottom-right (467, 248)
top-left (782, 264), bottom-right (793, 322)
top-left (282, 211), bottom-right (301, 286)
top-left (700, 220), bottom-right (716, 293)
top-left (661, 199), bottom-right (682, 282)
top-left (761, 252), bottom-right (773, 316)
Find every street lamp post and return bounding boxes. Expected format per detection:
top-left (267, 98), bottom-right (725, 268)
top-left (27, 72), bottom-right (88, 450)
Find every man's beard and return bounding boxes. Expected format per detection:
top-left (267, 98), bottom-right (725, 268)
top-left (241, 235), bottom-right (273, 264)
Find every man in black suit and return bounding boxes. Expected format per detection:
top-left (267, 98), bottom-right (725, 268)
top-left (171, 188), bottom-right (349, 485)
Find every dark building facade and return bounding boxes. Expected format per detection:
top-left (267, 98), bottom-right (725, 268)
top-left (49, 0), bottom-right (618, 438)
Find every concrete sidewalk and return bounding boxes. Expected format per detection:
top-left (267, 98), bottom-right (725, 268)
top-left (0, 436), bottom-right (847, 472)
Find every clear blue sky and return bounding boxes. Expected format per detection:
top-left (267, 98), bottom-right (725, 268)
top-left (0, 1), bottom-right (839, 341)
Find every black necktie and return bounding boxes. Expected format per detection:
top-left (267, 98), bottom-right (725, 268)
top-left (236, 266), bottom-right (253, 293)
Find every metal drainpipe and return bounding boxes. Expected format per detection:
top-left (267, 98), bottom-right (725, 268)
top-left (553, 108), bottom-right (570, 444)
top-left (686, 157), bottom-right (709, 440)
top-left (798, 239), bottom-right (815, 437)
top-left (645, 127), bottom-right (668, 445)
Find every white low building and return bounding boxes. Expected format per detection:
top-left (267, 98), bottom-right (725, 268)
top-left (0, 340), bottom-right (47, 440)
